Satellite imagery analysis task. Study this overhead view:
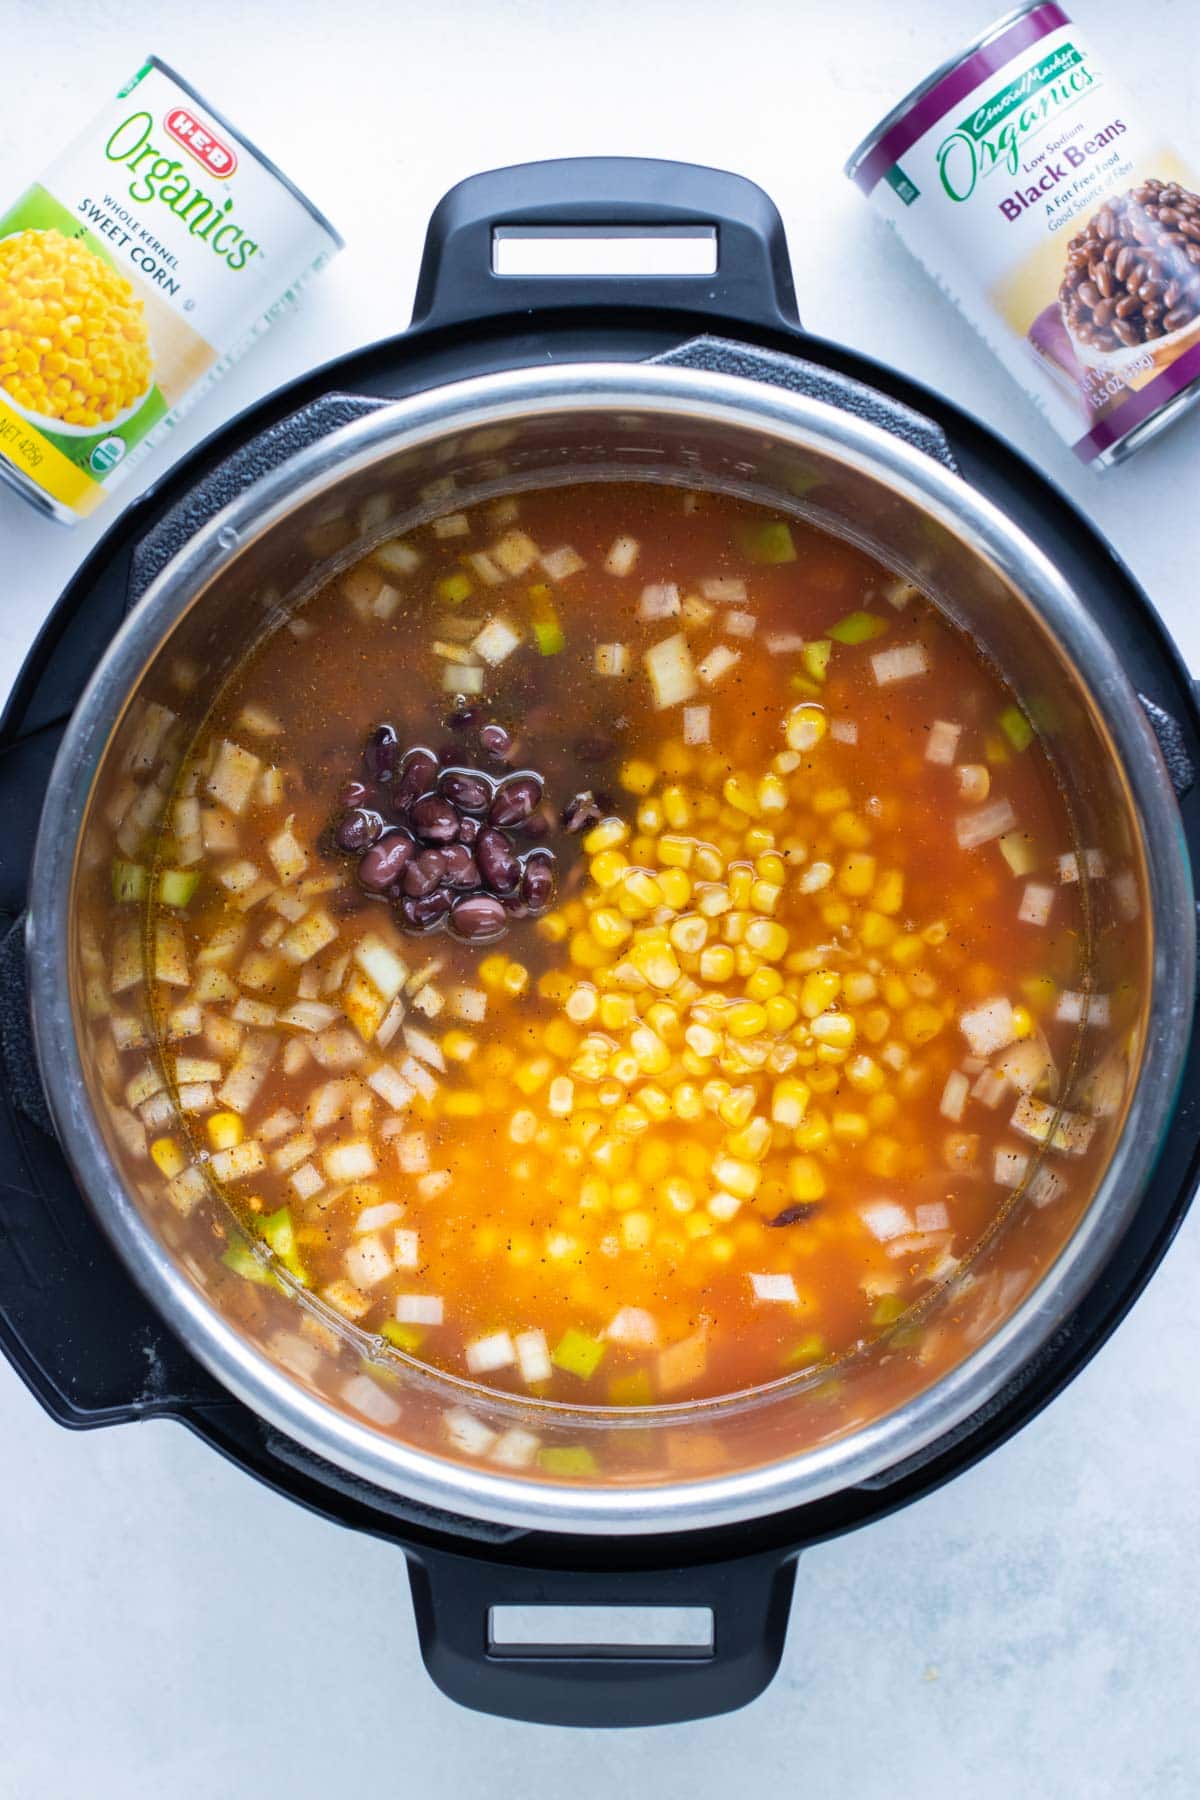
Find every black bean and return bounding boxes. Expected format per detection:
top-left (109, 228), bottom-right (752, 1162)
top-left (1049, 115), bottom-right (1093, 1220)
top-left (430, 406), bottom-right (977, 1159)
top-left (338, 778), bottom-right (376, 808)
top-left (404, 847), bottom-right (448, 896)
top-left (439, 768), bottom-right (493, 813)
top-left (478, 722), bottom-right (512, 760)
top-left (457, 814), bottom-right (480, 845)
top-left (446, 704), bottom-right (481, 731)
top-left (518, 807), bottom-right (554, 840)
top-left (520, 851), bottom-right (557, 912)
top-left (394, 748), bottom-right (439, 814)
top-left (441, 843), bottom-right (481, 888)
top-left (358, 829), bottom-right (415, 892)
top-left (562, 790), bottom-right (603, 834)
top-left (403, 888), bottom-right (453, 931)
top-left (335, 807), bottom-right (385, 852)
top-left (476, 826), bottom-right (521, 894)
top-left (411, 794), bottom-right (461, 843)
top-left (450, 892), bottom-right (507, 941)
top-left (768, 1203), bottom-right (821, 1228)
top-left (364, 723), bottom-right (399, 784)
top-left (490, 773), bottom-right (543, 827)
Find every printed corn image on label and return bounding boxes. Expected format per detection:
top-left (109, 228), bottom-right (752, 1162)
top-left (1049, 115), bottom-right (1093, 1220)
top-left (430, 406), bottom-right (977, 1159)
top-left (0, 57), bottom-right (341, 522)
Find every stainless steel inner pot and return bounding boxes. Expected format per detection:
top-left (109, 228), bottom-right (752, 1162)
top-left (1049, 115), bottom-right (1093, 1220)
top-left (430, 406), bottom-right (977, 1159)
top-left (26, 361), bottom-right (1195, 1535)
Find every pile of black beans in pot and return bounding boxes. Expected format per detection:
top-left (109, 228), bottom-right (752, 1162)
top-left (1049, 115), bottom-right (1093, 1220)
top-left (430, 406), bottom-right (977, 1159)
top-left (329, 716), bottom-right (558, 942)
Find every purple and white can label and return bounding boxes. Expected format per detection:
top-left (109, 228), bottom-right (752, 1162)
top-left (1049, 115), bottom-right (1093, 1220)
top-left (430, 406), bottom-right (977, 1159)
top-left (846, 3), bottom-right (1200, 466)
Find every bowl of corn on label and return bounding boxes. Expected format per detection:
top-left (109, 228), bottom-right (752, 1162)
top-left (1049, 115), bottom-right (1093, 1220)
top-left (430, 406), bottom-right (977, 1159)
top-left (0, 56), bottom-right (341, 523)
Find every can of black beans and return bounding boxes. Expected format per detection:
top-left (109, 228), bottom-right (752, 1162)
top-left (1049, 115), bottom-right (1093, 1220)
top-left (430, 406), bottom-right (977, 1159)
top-left (845, 3), bottom-right (1200, 467)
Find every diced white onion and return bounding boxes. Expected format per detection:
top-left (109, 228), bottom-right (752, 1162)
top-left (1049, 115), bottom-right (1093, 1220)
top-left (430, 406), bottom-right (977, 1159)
top-left (341, 1374), bottom-right (402, 1427)
top-left (871, 643), bottom-right (929, 686)
top-left (604, 535), bottom-right (640, 577)
top-left (322, 1139), bottom-right (377, 1183)
top-left (433, 511), bottom-right (470, 538)
top-left (749, 1272), bottom-right (799, 1303)
top-left (541, 545), bottom-right (586, 582)
top-left (395, 1131), bottom-right (429, 1174)
top-left (402, 1025), bottom-right (446, 1071)
top-left (959, 997), bottom-right (1017, 1057)
top-left (993, 1146), bottom-right (1030, 1188)
top-left (638, 582), bottom-right (681, 621)
top-left (466, 1331), bottom-right (516, 1374)
top-left (399, 1055), bottom-right (438, 1102)
top-left (595, 642), bottom-right (631, 677)
top-left (925, 719), bottom-right (961, 765)
top-left (860, 1200), bottom-right (912, 1242)
top-left (1057, 848), bottom-right (1106, 883)
top-left (394, 1228), bottom-right (419, 1269)
top-left (279, 1000), bottom-right (339, 1033)
top-left (515, 1329), bottom-right (552, 1385)
top-left (682, 704), bottom-right (711, 746)
top-left (939, 1070), bottom-right (969, 1122)
top-left (724, 610), bottom-right (757, 638)
top-left (472, 616), bottom-right (522, 665)
top-left (355, 1202), bottom-right (404, 1234)
top-left (955, 798), bottom-right (1017, 850)
top-left (605, 1307), bottom-right (659, 1347)
top-left (700, 578), bottom-right (747, 603)
top-left (345, 1234), bottom-right (393, 1289)
top-left (644, 633), bottom-right (698, 708)
top-left (829, 719), bottom-right (858, 744)
top-left (367, 1064), bottom-right (415, 1112)
top-left (491, 1428), bottom-right (541, 1468)
top-left (443, 1407), bottom-right (496, 1456)
top-left (764, 631), bottom-right (806, 655)
top-left (916, 1202), bottom-right (951, 1232)
top-left (1018, 882), bottom-right (1054, 926)
top-left (397, 1294), bottom-right (444, 1325)
top-left (971, 1066), bottom-right (1011, 1109)
top-left (696, 644), bottom-right (741, 688)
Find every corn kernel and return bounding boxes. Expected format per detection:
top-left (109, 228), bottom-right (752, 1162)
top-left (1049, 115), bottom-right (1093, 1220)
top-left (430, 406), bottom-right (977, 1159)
top-left (795, 1109), bottom-right (831, 1151)
top-left (443, 1090), bottom-right (485, 1118)
top-left (477, 953), bottom-right (510, 990)
top-left (672, 1083), bottom-right (703, 1122)
top-left (583, 816), bottom-right (631, 854)
top-left (717, 1085), bottom-right (756, 1128)
top-left (638, 1084), bottom-right (671, 1123)
top-left (442, 1028), bottom-right (478, 1063)
top-left (685, 1023), bottom-right (722, 1059)
top-left (711, 1154), bottom-right (761, 1199)
top-left (590, 908), bottom-right (632, 949)
top-left (599, 992), bottom-right (637, 1030)
top-left (861, 1006), bottom-right (891, 1043)
top-left (629, 940), bottom-right (681, 989)
top-left (591, 848), bottom-right (629, 889)
top-left (889, 933), bottom-right (924, 968)
top-left (902, 1003), bottom-right (944, 1046)
top-left (565, 984), bottom-right (599, 1024)
top-left (629, 1026), bottom-right (671, 1074)
top-left (745, 968), bottom-right (783, 1002)
top-left (620, 870), bottom-right (664, 916)
top-left (618, 760), bottom-right (657, 797)
top-left (842, 971), bottom-right (877, 1005)
top-left (537, 911), bottom-right (569, 943)
top-left (727, 1116), bottom-right (772, 1160)
top-left (787, 1154), bottom-right (827, 1200)
top-left (745, 919), bottom-right (789, 961)
top-left (786, 703), bottom-right (827, 751)
top-left (502, 962), bottom-right (529, 997)
top-left (657, 867), bottom-right (693, 910)
top-left (867, 1092), bottom-right (899, 1127)
top-left (882, 974), bottom-right (911, 1010)
top-left (206, 1111), bottom-right (244, 1151)
top-left (845, 1054), bottom-right (885, 1093)
top-left (637, 797), bottom-right (665, 834)
top-left (723, 774), bottom-right (759, 816)
top-left (657, 834), bottom-right (695, 869)
top-left (810, 1010), bottom-right (856, 1048)
top-left (668, 912), bottom-right (708, 955)
top-left (1011, 1004), bottom-right (1034, 1039)
top-left (756, 773), bottom-right (787, 814)
top-left (755, 852), bottom-right (786, 885)
top-left (150, 1136), bottom-right (187, 1178)
top-left (515, 1054), bottom-right (554, 1094)
top-left (873, 869), bottom-right (905, 915)
top-left (661, 785), bottom-right (692, 828)
top-left (863, 1137), bottom-right (904, 1178)
top-left (765, 995), bottom-right (799, 1032)
top-left (724, 1000), bottom-right (768, 1039)
top-left (837, 852), bottom-right (877, 897)
top-left (771, 1077), bottom-right (811, 1128)
top-left (621, 1211), bottom-right (653, 1249)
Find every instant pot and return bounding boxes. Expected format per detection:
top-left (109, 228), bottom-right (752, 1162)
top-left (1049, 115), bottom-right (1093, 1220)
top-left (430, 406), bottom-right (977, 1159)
top-left (3, 160), bottom-right (1199, 1728)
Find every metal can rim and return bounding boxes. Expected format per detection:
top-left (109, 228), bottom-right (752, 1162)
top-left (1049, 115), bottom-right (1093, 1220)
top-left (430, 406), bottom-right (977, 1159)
top-left (843, 0), bottom-right (1055, 186)
top-left (144, 53), bottom-right (344, 251)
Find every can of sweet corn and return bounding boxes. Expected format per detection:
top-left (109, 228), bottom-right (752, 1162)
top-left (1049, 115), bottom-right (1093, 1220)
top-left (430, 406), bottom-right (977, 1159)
top-left (0, 55), bottom-right (342, 523)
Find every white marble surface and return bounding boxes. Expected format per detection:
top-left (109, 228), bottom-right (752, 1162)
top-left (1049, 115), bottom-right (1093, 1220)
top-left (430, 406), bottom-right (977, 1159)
top-left (1, 0), bottom-right (1197, 1791)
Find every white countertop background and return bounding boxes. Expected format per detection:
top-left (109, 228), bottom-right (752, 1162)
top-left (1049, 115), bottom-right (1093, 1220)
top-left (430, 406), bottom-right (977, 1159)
top-left (1, 0), bottom-right (1197, 1792)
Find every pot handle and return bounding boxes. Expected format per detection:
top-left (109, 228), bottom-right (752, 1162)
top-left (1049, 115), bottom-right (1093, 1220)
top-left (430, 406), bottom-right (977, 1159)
top-left (410, 158), bottom-right (801, 335)
top-left (406, 1542), bottom-right (797, 1727)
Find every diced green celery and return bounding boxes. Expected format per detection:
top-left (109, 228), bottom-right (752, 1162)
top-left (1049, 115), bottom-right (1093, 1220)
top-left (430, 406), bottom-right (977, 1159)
top-left (157, 868), bottom-right (199, 909)
top-left (789, 674), bottom-right (823, 699)
top-left (998, 830), bottom-right (1038, 877)
top-left (258, 1205), bottom-right (308, 1284)
top-left (551, 1327), bottom-right (606, 1379)
top-left (1020, 973), bottom-right (1057, 1014)
top-left (533, 619), bottom-right (565, 656)
top-left (871, 1294), bottom-right (907, 1327)
top-left (983, 732), bottom-right (1010, 765)
top-left (111, 860), bottom-right (147, 903)
top-left (999, 705), bottom-right (1034, 752)
top-left (608, 1369), bottom-right (653, 1406)
top-left (742, 521), bottom-right (796, 564)
top-left (783, 1332), bottom-right (827, 1369)
top-left (221, 1236), bottom-right (275, 1288)
top-left (381, 1319), bottom-right (426, 1353)
top-left (802, 638), bottom-right (832, 683)
top-left (826, 610), bottom-right (888, 646)
top-left (537, 1445), bottom-right (599, 1477)
top-left (437, 571), bottom-right (473, 606)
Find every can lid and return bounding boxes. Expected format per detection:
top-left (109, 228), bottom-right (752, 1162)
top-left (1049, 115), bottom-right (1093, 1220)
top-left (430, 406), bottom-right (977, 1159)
top-left (844, 2), bottom-right (1067, 195)
top-left (144, 54), bottom-right (344, 249)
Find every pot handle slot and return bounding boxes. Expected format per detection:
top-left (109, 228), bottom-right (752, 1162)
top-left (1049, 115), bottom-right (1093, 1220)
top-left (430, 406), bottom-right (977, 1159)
top-left (406, 1543), bottom-right (797, 1727)
top-left (410, 158), bottom-right (801, 335)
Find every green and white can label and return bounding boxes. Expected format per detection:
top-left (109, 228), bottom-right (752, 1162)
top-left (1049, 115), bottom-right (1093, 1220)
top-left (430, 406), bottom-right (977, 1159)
top-left (847, 4), bottom-right (1200, 465)
top-left (0, 56), bottom-right (342, 521)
